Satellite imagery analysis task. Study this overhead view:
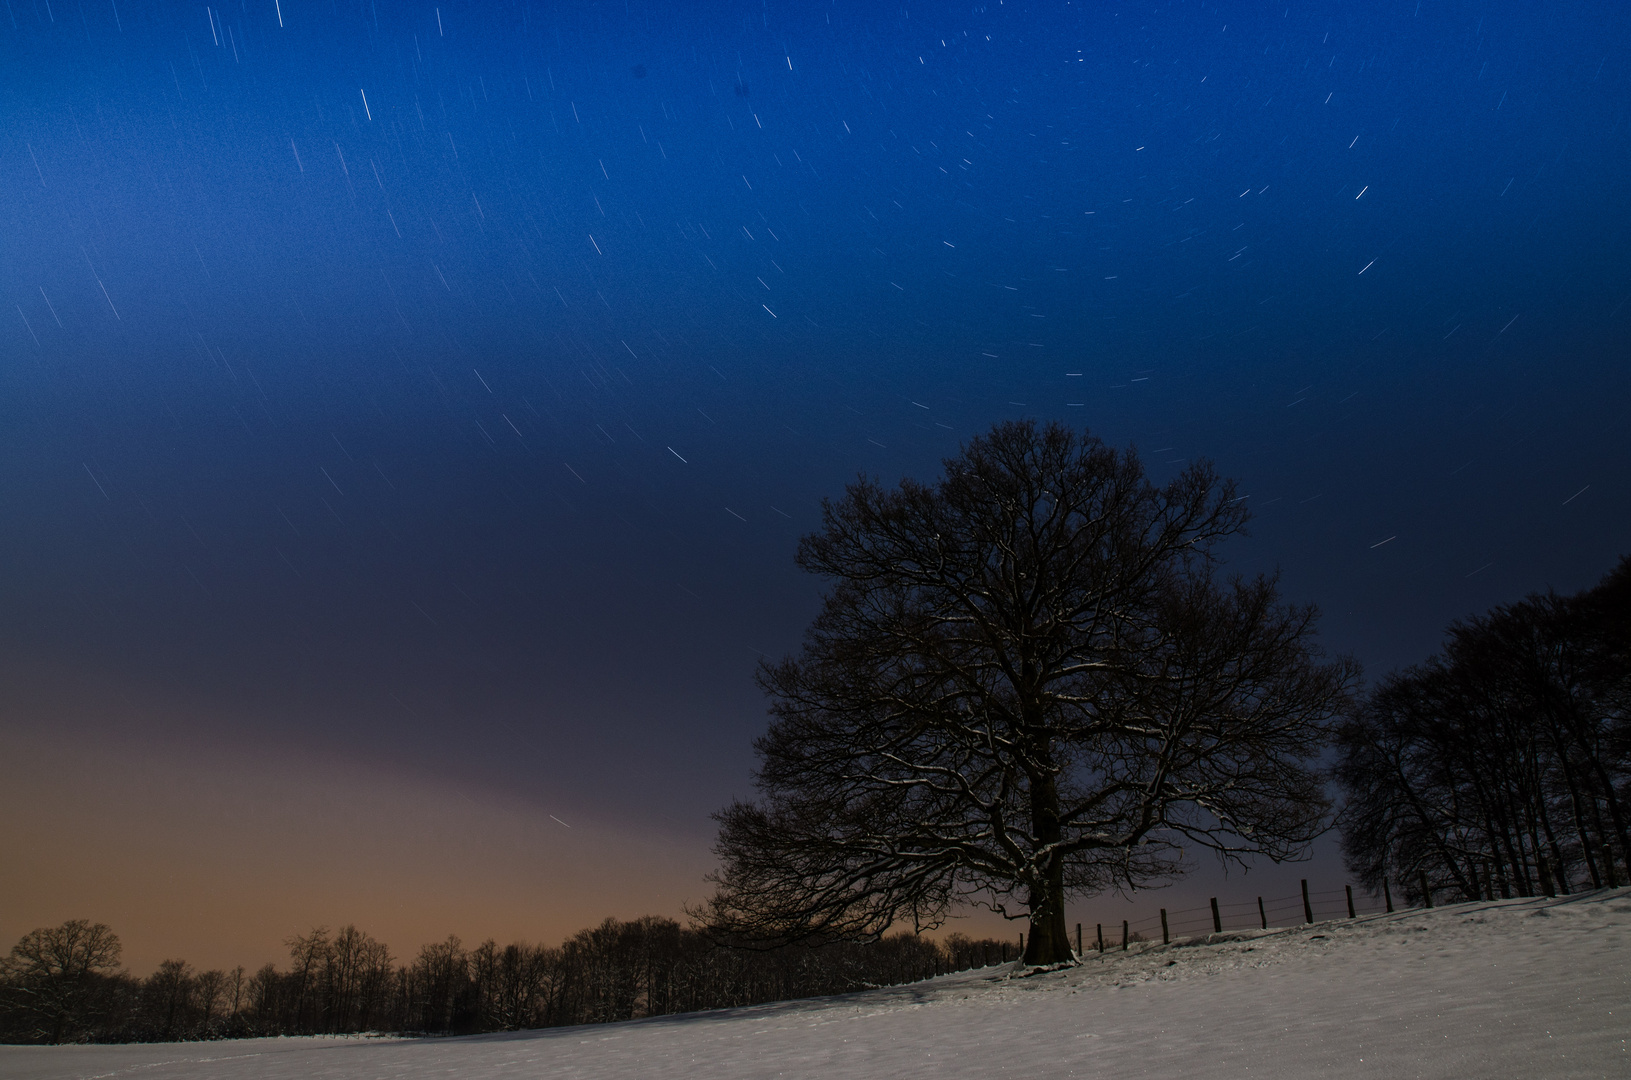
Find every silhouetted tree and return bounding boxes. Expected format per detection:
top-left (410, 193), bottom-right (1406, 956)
top-left (283, 926), bottom-right (328, 1032)
top-left (323, 925), bottom-right (392, 1033)
top-left (700, 421), bottom-right (1356, 964)
top-left (1337, 556), bottom-right (1631, 901)
top-left (407, 935), bottom-right (469, 1033)
top-left (244, 963), bottom-right (281, 1034)
top-left (0, 920), bottom-right (124, 1043)
top-left (144, 959), bottom-right (195, 1041)
top-left (192, 969), bottom-right (228, 1036)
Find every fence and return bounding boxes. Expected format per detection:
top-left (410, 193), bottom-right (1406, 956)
top-left (1058, 877), bottom-right (1459, 954)
top-left (956, 868), bottom-right (1563, 966)
top-left (984, 881), bottom-right (1399, 960)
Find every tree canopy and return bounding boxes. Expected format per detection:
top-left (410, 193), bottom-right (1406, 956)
top-left (700, 421), bottom-right (1356, 964)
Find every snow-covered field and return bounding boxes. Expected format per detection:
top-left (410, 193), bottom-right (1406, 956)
top-left (5, 888), bottom-right (1627, 1080)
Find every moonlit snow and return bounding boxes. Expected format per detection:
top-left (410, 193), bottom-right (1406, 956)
top-left (6, 890), bottom-right (1626, 1080)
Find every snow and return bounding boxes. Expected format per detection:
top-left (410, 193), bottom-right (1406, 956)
top-left (6, 889), bottom-right (1627, 1080)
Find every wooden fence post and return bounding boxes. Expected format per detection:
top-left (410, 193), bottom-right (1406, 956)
top-left (1257, 896), bottom-right (1267, 929)
top-left (1076, 923), bottom-right (1083, 955)
top-left (1383, 879), bottom-right (1393, 913)
top-left (1160, 908), bottom-right (1169, 945)
top-left (1301, 879), bottom-right (1314, 924)
top-left (1210, 897), bottom-right (1222, 934)
top-left (1096, 923), bottom-right (1104, 953)
top-left (1121, 920), bottom-right (1128, 951)
top-left (1346, 885), bottom-right (1356, 919)
top-left (1419, 870), bottom-right (1433, 908)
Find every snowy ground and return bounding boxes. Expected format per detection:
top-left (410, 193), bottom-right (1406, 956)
top-left (6, 888), bottom-right (1627, 1080)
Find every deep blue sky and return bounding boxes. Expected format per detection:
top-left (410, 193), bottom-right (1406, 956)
top-left (3, 0), bottom-right (1628, 968)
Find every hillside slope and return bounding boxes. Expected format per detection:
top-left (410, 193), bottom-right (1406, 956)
top-left (5, 888), bottom-right (1627, 1080)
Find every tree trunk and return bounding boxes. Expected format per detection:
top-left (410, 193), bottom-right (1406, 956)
top-left (1585, 756), bottom-right (1631, 884)
top-left (1023, 760), bottom-right (1077, 965)
top-left (1535, 763), bottom-right (1571, 893)
top-left (1024, 874), bottom-right (1073, 965)
top-left (1553, 735), bottom-right (1604, 888)
top-left (1584, 787), bottom-right (1620, 887)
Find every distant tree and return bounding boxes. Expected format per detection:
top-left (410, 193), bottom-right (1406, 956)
top-left (407, 936), bottom-right (469, 1033)
top-left (1337, 556), bottom-right (1631, 900)
top-left (192, 969), bottom-right (227, 1036)
top-left (244, 963), bottom-right (281, 1033)
top-left (223, 965), bottom-right (247, 1032)
top-left (469, 939), bottom-right (552, 1031)
top-left (699, 421), bottom-right (1356, 964)
top-left (323, 925), bottom-right (392, 1033)
top-left (0, 920), bottom-right (124, 1043)
top-left (142, 959), bottom-right (195, 1041)
top-left (352, 937), bottom-right (395, 1032)
top-left (283, 926), bottom-right (329, 1032)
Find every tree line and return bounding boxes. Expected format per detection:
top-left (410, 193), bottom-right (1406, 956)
top-left (0, 916), bottom-right (1017, 1045)
top-left (1335, 557), bottom-right (1629, 903)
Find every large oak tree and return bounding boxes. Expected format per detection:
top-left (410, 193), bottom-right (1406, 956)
top-left (701, 421), bottom-right (1356, 964)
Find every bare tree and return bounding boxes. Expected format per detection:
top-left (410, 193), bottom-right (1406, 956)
top-left (193, 969), bottom-right (227, 1035)
top-left (144, 959), bottom-right (194, 1041)
top-left (224, 965), bottom-right (247, 1030)
top-left (1337, 557), bottom-right (1631, 900)
top-left (244, 964), bottom-right (280, 1033)
top-left (352, 936), bottom-right (395, 1032)
top-left (324, 925), bottom-right (389, 1032)
top-left (283, 927), bottom-right (329, 1033)
top-left (699, 421), bottom-right (1355, 964)
top-left (0, 920), bottom-right (124, 1043)
top-left (407, 936), bottom-right (468, 1033)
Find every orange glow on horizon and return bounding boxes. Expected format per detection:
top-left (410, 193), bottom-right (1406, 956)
top-left (1, 679), bottom-right (716, 976)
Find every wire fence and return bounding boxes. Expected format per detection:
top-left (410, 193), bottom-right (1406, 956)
top-left (1067, 880), bottom-right (1397, 954)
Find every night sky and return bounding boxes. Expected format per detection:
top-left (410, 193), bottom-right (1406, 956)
top-left (3, 0), bottom-right (1628, 973)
